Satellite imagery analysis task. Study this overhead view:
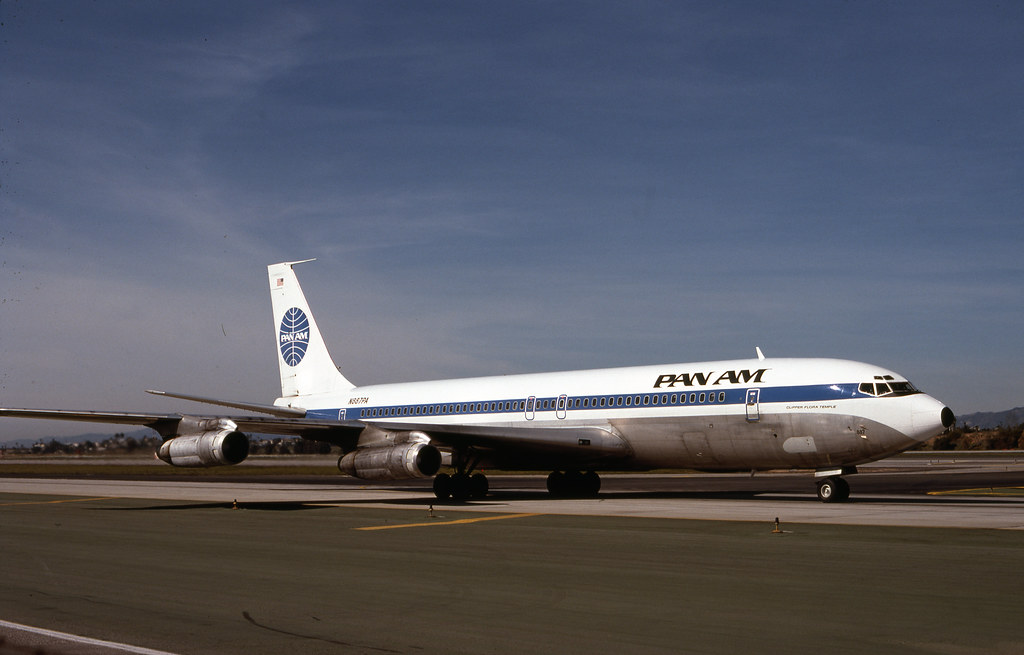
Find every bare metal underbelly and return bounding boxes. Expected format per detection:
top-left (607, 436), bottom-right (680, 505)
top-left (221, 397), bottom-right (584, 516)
top-left (611, 412), bottom-right (914, 471)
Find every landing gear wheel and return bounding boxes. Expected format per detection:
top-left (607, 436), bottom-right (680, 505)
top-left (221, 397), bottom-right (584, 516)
top-left (450, 473), bottom-right (472, 501)
top-left (816, 476), bottom-right (850, 503)
top-left (564, 470), bottom-right (584, 494)
top-left (434, 471), bottom-right (489, 501)
top-left (547, 470), bottom-right (601, 497)
top-left (547, 471), bottom-right (567, 496)
top-left (470, 473), bottom-right (489, 499)
top-left (433, 473), bottom-right (452, 500)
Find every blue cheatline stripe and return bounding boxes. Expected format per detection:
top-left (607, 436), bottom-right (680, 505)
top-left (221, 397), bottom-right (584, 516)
top-left (304, 383), bottom-right (865, 421)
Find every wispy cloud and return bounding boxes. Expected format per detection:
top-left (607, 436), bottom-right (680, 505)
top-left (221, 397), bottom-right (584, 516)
top-left (1, 2), bottom-right (1021, 439)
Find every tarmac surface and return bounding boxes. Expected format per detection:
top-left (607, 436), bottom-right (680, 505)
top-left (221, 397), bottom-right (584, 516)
top-left (2, 456), bottom-right (1023, 654)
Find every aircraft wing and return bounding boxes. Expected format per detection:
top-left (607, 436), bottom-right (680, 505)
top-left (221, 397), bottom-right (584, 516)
top-left (0, 408), bottom-right (185, 434)
top-left (0, 408), bottom-right (630, 461)
top-left (0, 407), bottom-right (363, 443)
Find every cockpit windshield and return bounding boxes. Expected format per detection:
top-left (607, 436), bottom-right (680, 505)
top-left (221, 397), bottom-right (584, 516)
top-left (858, 376), bottom-right (920, 397)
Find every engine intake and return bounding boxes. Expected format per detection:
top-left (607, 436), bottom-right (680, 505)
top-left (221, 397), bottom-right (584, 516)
top-left (338, 442), bottom-right (441, 481)
top-left (157, 427), bottom-right (250, 467)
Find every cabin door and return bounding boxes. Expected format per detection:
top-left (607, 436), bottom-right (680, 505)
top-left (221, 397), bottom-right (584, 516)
top-left (556, 394), bottom-right (568, 420)
top-left (745, 389), bottom-right (760, 422)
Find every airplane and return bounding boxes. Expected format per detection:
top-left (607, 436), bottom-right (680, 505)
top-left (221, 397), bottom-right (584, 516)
top-left (1, 259), bottom-right (955, 503)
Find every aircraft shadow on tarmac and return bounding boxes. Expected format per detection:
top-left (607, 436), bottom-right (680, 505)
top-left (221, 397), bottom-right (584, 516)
top-left (91, 488), bottom-right (1023, 512)
top-left (95, 501), bottom-right (332, 512)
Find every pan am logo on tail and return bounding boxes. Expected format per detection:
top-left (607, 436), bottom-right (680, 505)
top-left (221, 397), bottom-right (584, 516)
top-left (279, 307), bottom-right (310, 367)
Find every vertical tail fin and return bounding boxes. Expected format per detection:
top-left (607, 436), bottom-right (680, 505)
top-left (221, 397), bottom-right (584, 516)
top-left (268, 260), bottom-right (354, 399)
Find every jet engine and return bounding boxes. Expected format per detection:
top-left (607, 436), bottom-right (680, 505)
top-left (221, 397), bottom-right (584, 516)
top-left (157, 422), bottom-right (249, 467)
top-left (338, 442), bottom-right (442, 481)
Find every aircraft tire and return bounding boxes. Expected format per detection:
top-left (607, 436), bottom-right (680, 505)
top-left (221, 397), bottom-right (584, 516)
top-left (565, 470), bottom-right (584, 495)
top-left (470, 473), bottom-right (489, 498)
top-left (816, 476), bottom-right (850, 503)
top-left (547, 471), bottom-right (567, 496)
top-left (433, 473), bottom-right (452, 500)
top-left (450, 473), bottom-right (472, 500)
top-left (835, 477), bottom-right (851, 501)
top-left (547, 470), bottom-right (600, 497)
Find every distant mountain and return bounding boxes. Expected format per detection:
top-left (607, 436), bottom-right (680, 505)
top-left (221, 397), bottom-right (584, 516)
top-left (957, 407), bottom-right (1024, 430)
top-left (1, 428), bottom-right (153, 448)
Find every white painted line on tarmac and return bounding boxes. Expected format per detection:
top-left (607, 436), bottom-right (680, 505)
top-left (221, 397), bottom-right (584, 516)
top-left (0, 619), bottom-right (179, 655)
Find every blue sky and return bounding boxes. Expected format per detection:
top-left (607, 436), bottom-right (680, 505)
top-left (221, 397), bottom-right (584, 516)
top-left (1, 1), bottom-right (1022, 440)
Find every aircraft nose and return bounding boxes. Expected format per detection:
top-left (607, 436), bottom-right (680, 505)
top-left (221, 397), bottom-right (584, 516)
top-left (909, 396), bottom-right (954, 441)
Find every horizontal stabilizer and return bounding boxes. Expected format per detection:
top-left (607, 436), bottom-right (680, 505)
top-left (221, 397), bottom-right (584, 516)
top-left (145, 390), bottom-right (307, 418)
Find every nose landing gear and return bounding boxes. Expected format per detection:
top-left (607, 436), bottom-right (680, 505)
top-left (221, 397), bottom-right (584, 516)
top-left (816, 476), bottom-right (851, 503)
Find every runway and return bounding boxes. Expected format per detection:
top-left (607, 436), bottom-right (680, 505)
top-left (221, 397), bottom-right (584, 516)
top-left (2, 458), bottom-right (1024, 654)
top-left (2, 453), bottom-right (1023, 529)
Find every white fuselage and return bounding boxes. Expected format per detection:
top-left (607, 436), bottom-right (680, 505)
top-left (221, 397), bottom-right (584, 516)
top-left (288, 357), bottom-right (950, 472)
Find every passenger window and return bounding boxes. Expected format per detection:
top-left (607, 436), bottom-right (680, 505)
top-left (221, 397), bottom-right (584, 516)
top-left (719, 392), bottom-right (725, 402)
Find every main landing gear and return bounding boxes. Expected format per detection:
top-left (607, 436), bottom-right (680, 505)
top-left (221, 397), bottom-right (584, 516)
top-left (432, 469), bottom-right (603, 500)
top-left (433, 449), bottom-right (489, 501)
top-left (815, 476), bottom-right (851, 503)
top-left (433, 472), bottom-right (488, 500)
top-left (546, 470), bottom-right (601, 497)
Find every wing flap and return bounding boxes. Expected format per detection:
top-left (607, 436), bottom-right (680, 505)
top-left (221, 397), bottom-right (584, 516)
top-left (367, 420), bottom-right (632, 459)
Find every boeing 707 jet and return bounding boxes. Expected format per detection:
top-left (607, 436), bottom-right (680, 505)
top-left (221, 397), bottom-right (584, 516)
top-left (1, 260), bottom-right (955, 502)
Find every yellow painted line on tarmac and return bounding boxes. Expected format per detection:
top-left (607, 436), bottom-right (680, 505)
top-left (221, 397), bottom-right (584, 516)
top-left (0, 496), bottom-right (114, 507)
top-left (355, 512), bottom-right (542, 531)
top-left (928, 487), bottom-right (1024, 497)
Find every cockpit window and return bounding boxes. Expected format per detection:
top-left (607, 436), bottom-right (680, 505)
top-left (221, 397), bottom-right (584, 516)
top-left (859, 380), bottom-right (920, 397)
top-left (889, 381), bottom-right (919, 395)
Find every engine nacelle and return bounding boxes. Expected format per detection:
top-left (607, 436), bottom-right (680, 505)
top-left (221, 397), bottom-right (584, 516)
top-left (157, 427), bottom-right (250, 467)
top-left (338, 442), bottom-right (442, 481)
